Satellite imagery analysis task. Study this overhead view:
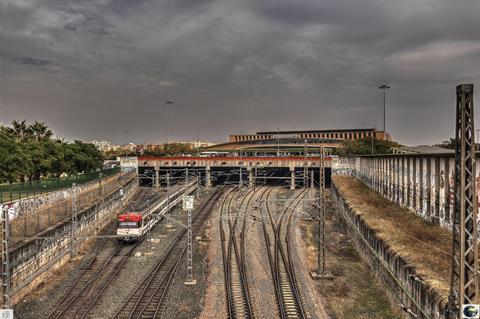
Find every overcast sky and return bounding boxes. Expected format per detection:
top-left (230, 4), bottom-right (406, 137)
top-left (1, 0), bottom-right (479, 145)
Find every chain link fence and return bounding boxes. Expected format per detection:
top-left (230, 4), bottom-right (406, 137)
top-left (0, 168), bottom-right (120, 204)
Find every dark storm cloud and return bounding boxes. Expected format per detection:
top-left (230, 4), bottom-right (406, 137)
top-left (1, 0), bottom-right (480, 145)
top-left (15, 57), bottom-right (51, 66)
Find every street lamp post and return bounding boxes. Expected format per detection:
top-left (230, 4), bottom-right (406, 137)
top-left (277, 127), bottom-right (280, 157)
top-left (165, 100), bottom-right (175, 143)
top-left (378, 84), bottom-right (391, 140)
top-left (123, 131), bottom-right (129, 157)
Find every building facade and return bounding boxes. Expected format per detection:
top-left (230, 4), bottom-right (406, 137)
top-left (208, 128), bottom-right (390, 151)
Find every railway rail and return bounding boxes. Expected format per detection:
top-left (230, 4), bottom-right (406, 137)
top-left (46, 188), bottom-right (166, 319)
top-left (261, 188), bottom-right (308, 319)
top-left (113, 187), bottom-right (224, 319)
top-left (220, 187), bottom-right (261, 319)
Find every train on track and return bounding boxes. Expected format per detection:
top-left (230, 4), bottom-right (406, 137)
top-left (117, 180), bottom-right (197, 241)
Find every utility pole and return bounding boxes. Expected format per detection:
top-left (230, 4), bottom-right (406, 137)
top-left (71, 183), bottom-right (78, 257)
top-left (183, 196), bottom-right (195, 285)
top-left (186, 208), bottom-right (194, 284)
top-left (1, 206), bottom-right (11, 309)
top-left (166, 172), bottom-right (171, 215)
top-left (371, 127), bottom-right (375, 155)
top-left (311, 147), bottom-right (333, 280)
top-left (378, 84), bottom-right (391, 139)
top-left (277, 127), bottom-right (280, 157)
top-left (124, 131), bottom-right (128, 157)
top-left (448, 84), bottom-right (478, 318)
top-left (165, 100), bottom-right (175, 144)
top-left (303, 139), bottom-right (308, 187)
top-left (238, 150), bottom-right (243, 188)
top-left (196, 173), bottom-right (201, 199)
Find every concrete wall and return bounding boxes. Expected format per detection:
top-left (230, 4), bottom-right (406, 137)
top-left (2, 173), bottom-right (126, 221)
top-left (331, 182), bottom-right (447, 319)
top-left (351, 154), bottom-right (468, 229)
top-left (4, 173), bottom-right (138, 305)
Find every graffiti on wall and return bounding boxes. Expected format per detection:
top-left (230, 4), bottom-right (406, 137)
top-left (332, 157), bottom-right (355, 176)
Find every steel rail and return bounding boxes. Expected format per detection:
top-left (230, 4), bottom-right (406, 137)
top-left (112, 187), bottom-right (224, 319)
top-left (220, 187), bottom-right (258, 319)
top-left (263, 188), bottom-right (308, 319)
top-left (46, 189), bottom-right (162, 319)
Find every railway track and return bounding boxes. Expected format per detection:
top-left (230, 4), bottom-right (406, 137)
top-left (47, 240), bottom-right (141, 319)
top-left (261, 188), bottom-right (308, 319)
top-left (47, 188), bottom-right (168, 319)
top-left (220, 187), bottom-right (262, 319)
top-left (113, 187), bottom-right (224, 319)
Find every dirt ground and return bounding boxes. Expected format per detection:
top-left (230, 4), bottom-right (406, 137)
top-left (333, 176), bottom-right (451, 297)
top-left (298, 192), bottom-right (401, 319)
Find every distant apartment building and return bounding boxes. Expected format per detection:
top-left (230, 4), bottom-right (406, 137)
top-left (92, 140), bottom-right (120, 152)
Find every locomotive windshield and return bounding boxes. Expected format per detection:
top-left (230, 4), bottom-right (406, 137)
top-left (118, 221), bottom-right (141, 228)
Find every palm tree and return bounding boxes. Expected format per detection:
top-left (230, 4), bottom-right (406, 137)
top-left (29, 121), bottom-right (52, 141)
top-left (11, 120), bottom-right (31, 141)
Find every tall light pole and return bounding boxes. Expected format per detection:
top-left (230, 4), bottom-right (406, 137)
top-left (378, 84), bottom-right (391, 140)
top-left (165, 100), bottom-right (175, 144)
top-left (123, 130), bottom-right (129, 157)
top-left (277, 127), bottom-right (280, 157)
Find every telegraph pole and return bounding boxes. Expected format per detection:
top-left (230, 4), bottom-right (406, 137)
top-left (183, 196), bottom-right (195, 285)
top-left (1, 206), bottom-right (11, 310)
top-left (303, 139), bottom-right (308, 187)
top-left (71, 183), bottom-right (78, 257)
top-left (378, 84), bottom-right (391, 139)
top-left (448, 84), bottom-right (478, 318)
top-left (311, 147), bottom-right (333, 280)
top-left (239, 150), bottom-right (243, 188)
top-left (196, 173), bottom-right (201, 199)
top-left (165, 172), bottom-right (171, 229)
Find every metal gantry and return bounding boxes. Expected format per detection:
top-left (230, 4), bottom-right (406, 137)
top-left (448, 84), bottom-right (478, 318)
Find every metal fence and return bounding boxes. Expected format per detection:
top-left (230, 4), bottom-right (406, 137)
top-left (0, 167), bottom-right (121, 203)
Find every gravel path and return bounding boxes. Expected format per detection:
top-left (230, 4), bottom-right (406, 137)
top-left (292, 208), bottom-right (330, 319)
top-left (199, 190), bottom-right (229, 319)
top-left (244, 187), bottom-right (279, 319)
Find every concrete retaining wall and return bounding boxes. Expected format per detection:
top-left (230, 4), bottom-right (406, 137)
top-left (331, 181), bottom-right (447, 319)
top-left (3, 173), bottom-right (127, 221)
top-left (351, 154), bottom-right (471, 229)
top-left (5, 173), bottom-right (138, 305)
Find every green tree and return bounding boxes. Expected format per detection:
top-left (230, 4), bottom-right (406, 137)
top-left (11, 120), bottom-right (32, 141)
top-left (29, 121), bottom-right (53, 141)
top-left (336, 137), bottom-right (402, 156)
top-left (0, 120), bottom-right (104, 182)
top-left (0, 132), bottom-right (31, 183)
top-left (435, 138), bottom-right (455, 150)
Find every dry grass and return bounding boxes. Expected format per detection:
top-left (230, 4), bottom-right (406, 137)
top-left (333, 176), bottom-right (451, 298)
top-left (299, 199), bottom-right (400, 319)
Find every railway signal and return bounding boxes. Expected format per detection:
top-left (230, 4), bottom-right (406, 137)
top-left (183, 195), bottom-right (196, 285)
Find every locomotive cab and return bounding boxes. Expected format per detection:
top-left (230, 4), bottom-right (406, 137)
top-left (117, 212), bottom-right (144, 241)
